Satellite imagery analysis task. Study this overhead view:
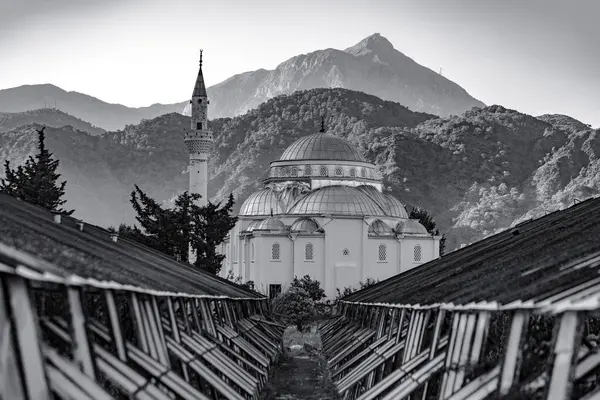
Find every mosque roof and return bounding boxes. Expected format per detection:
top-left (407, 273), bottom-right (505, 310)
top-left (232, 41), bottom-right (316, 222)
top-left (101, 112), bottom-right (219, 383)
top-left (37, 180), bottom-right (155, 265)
top-left (288, 185), bottom-right (386, 217)
top-left (395, 219), bottom-right (429, 235)
top-left (368, 219), bottom-right (394, 236)
top-left (239, 188), bottom-right (284, 217)
top-left (253, 217), bottom-right (287, 232)
top-left (279, 133), bottom-right (366, 162)
top-left (290, 217), bottom-right (321, 234)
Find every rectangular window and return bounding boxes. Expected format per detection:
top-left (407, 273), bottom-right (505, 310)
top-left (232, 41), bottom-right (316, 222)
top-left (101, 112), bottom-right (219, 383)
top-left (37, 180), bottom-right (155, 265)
top-left (196, 122), bottom-right (202, 129)
top-left (269, 284), bottom-right (282, 299)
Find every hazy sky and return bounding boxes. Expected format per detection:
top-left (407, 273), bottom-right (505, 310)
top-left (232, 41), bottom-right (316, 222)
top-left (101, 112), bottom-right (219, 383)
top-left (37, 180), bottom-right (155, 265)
top-left (1, 0), bottom-right (598, 126)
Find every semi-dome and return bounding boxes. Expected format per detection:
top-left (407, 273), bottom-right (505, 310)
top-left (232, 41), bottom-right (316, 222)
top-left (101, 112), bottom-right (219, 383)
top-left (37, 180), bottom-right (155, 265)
top-left (253, 217), bottom-right (287, 232)
top-left (280, 133), bottom-right (366, 162)
top-left (396, 219), bottom-right (429, 235)
top-left (245, 219), bottom-right (263, 232)
top-left (368, 219), bottom-right (394, 236)
top-left (383, 193), bottom-right (409, 218)
top-left (290, 217), bottom-right (321, 234)
top-left (239, 188), bottom-right (284, 216)
top-left (357, 185), bottom-right (392, 215)
top-left (288, 186), bottom-right (386, 216)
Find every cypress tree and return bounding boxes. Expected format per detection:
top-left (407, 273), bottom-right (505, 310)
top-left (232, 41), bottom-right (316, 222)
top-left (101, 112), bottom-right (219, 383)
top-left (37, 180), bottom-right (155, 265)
top-left (1, 126), bottom-right (73, 215)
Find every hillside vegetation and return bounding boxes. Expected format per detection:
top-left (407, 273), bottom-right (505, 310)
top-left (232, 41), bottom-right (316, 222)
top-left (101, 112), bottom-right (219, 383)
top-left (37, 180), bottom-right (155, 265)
top-left (1, 88), bottom-right (597, 250)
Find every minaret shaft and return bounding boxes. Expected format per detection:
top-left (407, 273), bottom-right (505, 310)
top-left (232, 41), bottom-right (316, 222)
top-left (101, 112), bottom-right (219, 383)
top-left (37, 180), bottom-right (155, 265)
top-left (184, 50), bottom-right (211, 208)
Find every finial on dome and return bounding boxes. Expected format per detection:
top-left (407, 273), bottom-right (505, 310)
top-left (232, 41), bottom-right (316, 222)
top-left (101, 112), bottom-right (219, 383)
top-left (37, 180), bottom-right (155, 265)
top-left (199, 49), bottom-right (203, 66)
top-left (320, 115), bottom-right (326, 133)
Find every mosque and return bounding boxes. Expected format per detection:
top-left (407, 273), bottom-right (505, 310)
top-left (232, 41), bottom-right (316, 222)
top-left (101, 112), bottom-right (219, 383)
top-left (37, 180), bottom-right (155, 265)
top-left (185, 52), bottom-right (442, 299)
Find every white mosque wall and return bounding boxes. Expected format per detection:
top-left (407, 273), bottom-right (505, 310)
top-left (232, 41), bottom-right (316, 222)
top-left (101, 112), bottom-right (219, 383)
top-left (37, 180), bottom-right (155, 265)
top-left (399, 236), bottom-right (438, 274)
top-left (292, 236), bottom-right (326, 284)
top-left (323, 218), bottom-right (364, 297)
top-left (363, 237), bottom-right (400, 282)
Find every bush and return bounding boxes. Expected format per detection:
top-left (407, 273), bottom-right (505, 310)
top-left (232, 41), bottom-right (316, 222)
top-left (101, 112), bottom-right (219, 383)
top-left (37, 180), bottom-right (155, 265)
top-left (290, 275), bottom-right (326, 302)
top-left (271, 287), bottom-right (315, 331)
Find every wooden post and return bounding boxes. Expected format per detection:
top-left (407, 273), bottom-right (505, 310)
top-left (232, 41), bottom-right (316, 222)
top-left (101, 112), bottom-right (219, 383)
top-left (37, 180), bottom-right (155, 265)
top-left (5, 275), bottom-right (50, 400)
top-left (105, 290), bottom-right (127, 362)
top-left (0, 275), bottom-right (26, 400)
top-left (167, 297), bottom-right (190, 382)
top-left (498, 311), bottom-right (529, 396)
top-left (421, 309), bottom-right (445, 400)
top-left (67, 287), bottom-right (97, 378)
top-left (545, 311), bottom-right (582, 400)
top-left (130, 292), bottom-right (149, 353)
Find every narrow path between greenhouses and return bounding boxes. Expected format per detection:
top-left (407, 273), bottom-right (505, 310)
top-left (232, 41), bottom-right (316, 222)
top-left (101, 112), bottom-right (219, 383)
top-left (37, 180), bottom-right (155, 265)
top-left (261, 324), bottom-right (340, 400)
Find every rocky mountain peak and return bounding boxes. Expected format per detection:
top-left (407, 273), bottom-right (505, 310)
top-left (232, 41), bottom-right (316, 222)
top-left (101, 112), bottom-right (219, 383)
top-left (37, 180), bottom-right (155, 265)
top-left (344, 33), bottom-right (395, 56)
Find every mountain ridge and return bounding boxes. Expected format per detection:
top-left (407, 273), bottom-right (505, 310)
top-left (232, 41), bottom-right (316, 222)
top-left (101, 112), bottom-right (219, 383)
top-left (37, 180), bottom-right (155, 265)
top-left (1, 33), bottom-right (482, 131)
top-left (1, 87), bottom-right (597, 252)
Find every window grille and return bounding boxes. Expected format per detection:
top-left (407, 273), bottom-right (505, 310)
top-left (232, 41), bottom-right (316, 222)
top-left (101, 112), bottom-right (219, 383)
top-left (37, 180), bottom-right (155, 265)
top-left (361, 168), bottom-right (366, 178)
top-left (305, 243), bottom-right (314, 261)
top-left (272, 243), bottom-right (280, 260)
top-left (285, 167), bottom-right (291, 176)
top-left (378, 244), bottom-right (387, 261)
top-left (304, 166), bottom-right (312, 176)
top-left (269, 284), bottom-right (282, 299)
top-left (350, 168), bottom-right (356, 177)
top-left (291, 167), bottom-right (298, 177)
top-left (343, 248), bottom-right (350, 256)
top-left (334, 167), bottom-right (343, 176)
top-left (320, 166), bottom-right (329, 176)
top-left (414, 245), bottom-right (422, 262)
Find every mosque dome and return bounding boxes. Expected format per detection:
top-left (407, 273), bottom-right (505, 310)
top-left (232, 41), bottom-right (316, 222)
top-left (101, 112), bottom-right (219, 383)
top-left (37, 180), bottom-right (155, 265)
top-left (383, 193), bottom-right (409, 219)
top-left (245, 219), bottom-right (263, 232)
top-left (290, 217), bottom-right (321, 234)
top-left (279, 133), bottom-right (366, 162)
top-left (253, 217), bottom-right (287, 232)
top-left (239, 188), bottom-right (283, 216)
top-left (288, 185), bottom-right (386, 216)
top-left (368, 219), bottom-right (394, 236)
top-left (395, 219), bottom-right (429, 235)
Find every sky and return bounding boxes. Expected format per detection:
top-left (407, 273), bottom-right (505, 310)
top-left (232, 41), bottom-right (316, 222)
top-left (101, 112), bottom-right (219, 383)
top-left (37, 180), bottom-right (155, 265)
top-left (1, 0), bottom-right (598, 127)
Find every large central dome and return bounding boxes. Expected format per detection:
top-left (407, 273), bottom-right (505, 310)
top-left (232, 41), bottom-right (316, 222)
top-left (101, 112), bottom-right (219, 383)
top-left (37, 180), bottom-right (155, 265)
top-left (279, 133), bottom-right (366, 162)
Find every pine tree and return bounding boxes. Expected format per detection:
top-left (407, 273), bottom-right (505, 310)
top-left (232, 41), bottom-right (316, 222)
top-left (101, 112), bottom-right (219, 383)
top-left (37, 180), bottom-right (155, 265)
top-left (1, 126), bottom-right (73, 215)
top-left (410, 206), bottom-right (446, 256)
top-left (127, 185), bottom-right (237, 274)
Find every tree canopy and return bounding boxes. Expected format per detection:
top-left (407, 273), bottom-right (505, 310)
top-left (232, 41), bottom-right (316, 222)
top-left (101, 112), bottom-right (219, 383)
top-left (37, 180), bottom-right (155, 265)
top-left (410, 206), bottom-right (446, 256)
top-left (1, 126), bottom-right (73, 215)
top-left (120, 185), bottom-right (237, 274)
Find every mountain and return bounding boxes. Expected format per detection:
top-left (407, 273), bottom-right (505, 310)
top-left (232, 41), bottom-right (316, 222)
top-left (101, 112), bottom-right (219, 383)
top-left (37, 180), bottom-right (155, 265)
top-left (1, 88), bottom-right (597, 252)
top-left (202, 33), bottom-right (485, 119)
top-left (0, 84), bottom-right (185, 131)
top-left (1, 34), bottom-right (482, 131)
top-left (0, 108), bottom-right (105, 135)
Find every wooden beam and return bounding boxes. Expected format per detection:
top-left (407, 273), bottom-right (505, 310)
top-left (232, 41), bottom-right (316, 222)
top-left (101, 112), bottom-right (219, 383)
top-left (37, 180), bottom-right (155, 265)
top-left (498, 311), bottom-right (529, 396)
top-left (130, 293), bottom-right (149, 353)
top-left (105, 290), bottom-right (127, 362)
top-left (545, 311), bottom-right (582, 400)
top-left (67, 287), bottom-right (97, 379)
top-left (5, 275), bottom-right (50, 400)
top-left (0, 274), bottom-right (26, 400)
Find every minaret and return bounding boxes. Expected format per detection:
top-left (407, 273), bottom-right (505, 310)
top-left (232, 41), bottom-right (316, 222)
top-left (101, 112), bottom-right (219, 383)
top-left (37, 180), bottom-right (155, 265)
top-left (184, 49), bottom-right (212, 208)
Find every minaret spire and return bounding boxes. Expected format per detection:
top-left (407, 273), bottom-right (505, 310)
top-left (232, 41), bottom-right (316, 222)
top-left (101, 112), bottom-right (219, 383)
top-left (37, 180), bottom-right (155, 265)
top-left (199, 49), bottom-right (203, 66)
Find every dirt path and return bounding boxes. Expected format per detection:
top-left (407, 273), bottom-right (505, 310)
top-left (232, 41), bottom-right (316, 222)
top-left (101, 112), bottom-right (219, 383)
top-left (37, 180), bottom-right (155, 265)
top-left (261, 325), bottom-right (340, 400)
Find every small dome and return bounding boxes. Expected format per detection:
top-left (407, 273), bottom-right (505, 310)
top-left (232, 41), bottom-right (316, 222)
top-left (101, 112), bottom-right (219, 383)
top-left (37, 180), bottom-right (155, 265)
top-left (253, 217), bottom-right (287, 232)
top-left (280, 133), bottom-right (366, 162)
top-left (396, 219), bottom-right (429, 235)
top-left (291, 218), bottom-right (321, 234)
top-left (288, 185), bottom-right (386, 216)
top-left (368, 219), bottom-right (394, 236)
top-left (356, 185), bottom-right (392, 215)
top-left (245, 219), bottom-right (263, 232)
top-left (239, 188), bottom-right (283, 216)
top-left (383, 193), bottom-right (409, 218)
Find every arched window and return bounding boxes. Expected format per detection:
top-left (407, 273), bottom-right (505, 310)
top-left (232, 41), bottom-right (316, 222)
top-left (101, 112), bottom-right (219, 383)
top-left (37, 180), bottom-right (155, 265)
top-left (334, 166), bottom-right (343, 176)
top-left (251, 243), bottom-right (255, 262)
top-left (305, 243), bottom-right (314, 261)
top-left (414, 245), bottom-right (422, 262)
top-left (361, 168), bottom-right (366, 178)
top-left (291, 167), bottom-right (298, 177)
top-left (378, 244), bottom-right (387, 262)
top-left (304, 166), bottom-right (313, 176)
top-left (271, 243), bottom-right (280, 261)
top-left (320, 166), bottom-right (329, 177)
top-left (350, 168), bottom-right (356, 177)
top-left (285, 167), bottom-right (291, 176)
top-left (343, 248), bottom-right (350, 256)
